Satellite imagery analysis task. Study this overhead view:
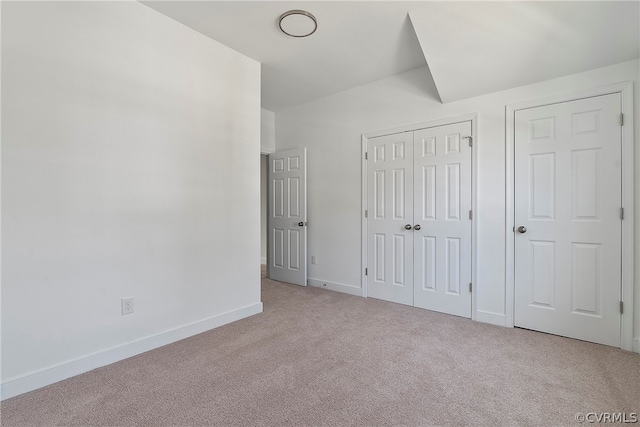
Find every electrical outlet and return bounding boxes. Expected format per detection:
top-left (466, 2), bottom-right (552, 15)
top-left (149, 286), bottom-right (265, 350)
top-left (121, 297), bottom-right (134, 315)
top-left (311, 255), bottom-right (317, 265)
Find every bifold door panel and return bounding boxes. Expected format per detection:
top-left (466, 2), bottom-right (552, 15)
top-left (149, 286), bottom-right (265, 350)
top-left (514, 93), bottom-right (622, 346)
top-left (413, 124), bottom-right (472, 317)
top-left (268, 148), bottom-right (307, 286)
top-left (367, 132), bottom-right (415, 306)
top-left (367, 121), bottom-right (472, 318)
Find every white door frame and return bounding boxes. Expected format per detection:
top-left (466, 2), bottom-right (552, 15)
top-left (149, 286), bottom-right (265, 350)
top-left (505, 82), bottom-right (635, 352)
top-left (361, 113), bottom-right (478, 320)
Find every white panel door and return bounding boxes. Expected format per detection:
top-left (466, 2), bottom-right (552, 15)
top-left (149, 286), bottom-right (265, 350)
top-left (367, 132), bottom-right (414, 306)
top-left (413, 122), bottom-right (472, 317)
top-left (514, 94), bottom-right (622, 346)
top-left (268, 148), bottom-right (307, 286)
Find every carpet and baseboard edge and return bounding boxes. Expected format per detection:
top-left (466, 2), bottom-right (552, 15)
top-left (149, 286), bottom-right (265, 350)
top-left (0, 302), bottom-right (263, 401)
top-left (307, 278), bottom-right (362, 296)
top-left (475, 310), bottom-right (507, 327)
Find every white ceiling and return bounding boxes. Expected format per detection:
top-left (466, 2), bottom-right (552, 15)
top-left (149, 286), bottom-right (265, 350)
top-left (142, 1), bottom-right (640, 111)
top-left (410, 1), bottom-right (640, 103)
top-left (142, 1), bottom-right (428, 111)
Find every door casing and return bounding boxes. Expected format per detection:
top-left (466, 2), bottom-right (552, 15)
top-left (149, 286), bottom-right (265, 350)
top-left (506, 82), bottom-right (635, 352)
top-left (361, 113), bottom-right (478, 320)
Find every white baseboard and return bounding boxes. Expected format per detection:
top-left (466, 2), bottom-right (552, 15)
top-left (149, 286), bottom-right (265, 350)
top-left (260, 257), bottom-right (266, 265)
top-left (1, 302), bottom-right (263, 401)
top-left (307, 278), bottom-right (362, 297)
top-left (475, 310), bottom-right (507, 327)
top-left (633, 338), bottom-right (640, 354)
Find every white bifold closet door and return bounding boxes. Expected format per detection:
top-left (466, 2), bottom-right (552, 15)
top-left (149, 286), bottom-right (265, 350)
top-left (413, 124), bottom-right (472, 317)
top-left (367, 121), bottom-right (472, 318)
top-left (366, 131), bottom-right (415, 306)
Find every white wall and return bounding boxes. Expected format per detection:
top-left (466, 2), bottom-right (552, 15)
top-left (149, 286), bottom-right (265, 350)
top-left (260, 109), bottom-right (275, 264)
top-left (261, 108), bottom-right (276, 154)
top-left (276, 60), bottom-right (639, 345)
top-left (1, 1), bottom-right (261, 398)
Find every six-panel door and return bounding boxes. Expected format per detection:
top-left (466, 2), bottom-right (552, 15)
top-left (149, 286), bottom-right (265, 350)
top-left (413, 122), bottom-right (472, 318)
top-left (268, 148), bottom-right (307, 286)
top-left (366, 132), bottom-right (415, 306)
top-left (514, 94), bottom-right (622, 346)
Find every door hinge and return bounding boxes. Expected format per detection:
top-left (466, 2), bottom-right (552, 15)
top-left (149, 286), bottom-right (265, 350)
top-left (620, 301), bottom-right (623, 314)
top-left (620, 113), bottom-right (624, 127)
top-left (620, 207), bottom-right (624, 220)
top-left (365, 268), bottom-right (368, 276)
top-left (463, 136), bottom-right (473, 147)
top-left (469, 210), bottom-right (473, 220)
top-left (469, 283), bottom-right (472, 292)
top-left (365, 152), bottom-right (368, 160)
top-left (365, 210), bottom-right (368, 218)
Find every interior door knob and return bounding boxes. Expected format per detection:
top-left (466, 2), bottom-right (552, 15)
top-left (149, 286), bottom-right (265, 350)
top-left (414, 224), bottom-right (421, 231)
top-left (298, 221), bottom-right (304, 227)
top-left (404, 224), bottom-right (412, 230)
top-left (517, 226), bottom-right (527, 233)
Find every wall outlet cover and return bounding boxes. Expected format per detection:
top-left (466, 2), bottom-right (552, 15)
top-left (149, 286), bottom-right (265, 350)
top-left (121, 297), bottom-right (134, 315)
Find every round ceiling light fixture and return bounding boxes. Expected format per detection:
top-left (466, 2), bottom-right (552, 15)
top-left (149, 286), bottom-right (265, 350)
top-left (278, 10), bottom-right (317, 38)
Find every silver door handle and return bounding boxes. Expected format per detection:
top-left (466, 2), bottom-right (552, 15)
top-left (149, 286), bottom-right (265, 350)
top-left (517, 226), bottom-right (527, 233)
top-left (414, 224), bottom-right (421, 231)
top-left (404, 224), bottom-right (412, 230)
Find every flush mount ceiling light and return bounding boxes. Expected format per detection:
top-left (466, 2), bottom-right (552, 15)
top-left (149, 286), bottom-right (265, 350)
top-left (278, 10), bottom-right (317, 38)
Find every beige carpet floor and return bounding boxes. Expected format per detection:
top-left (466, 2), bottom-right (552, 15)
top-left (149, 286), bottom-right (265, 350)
top-left (2, 272), bottom-right (639, 426)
